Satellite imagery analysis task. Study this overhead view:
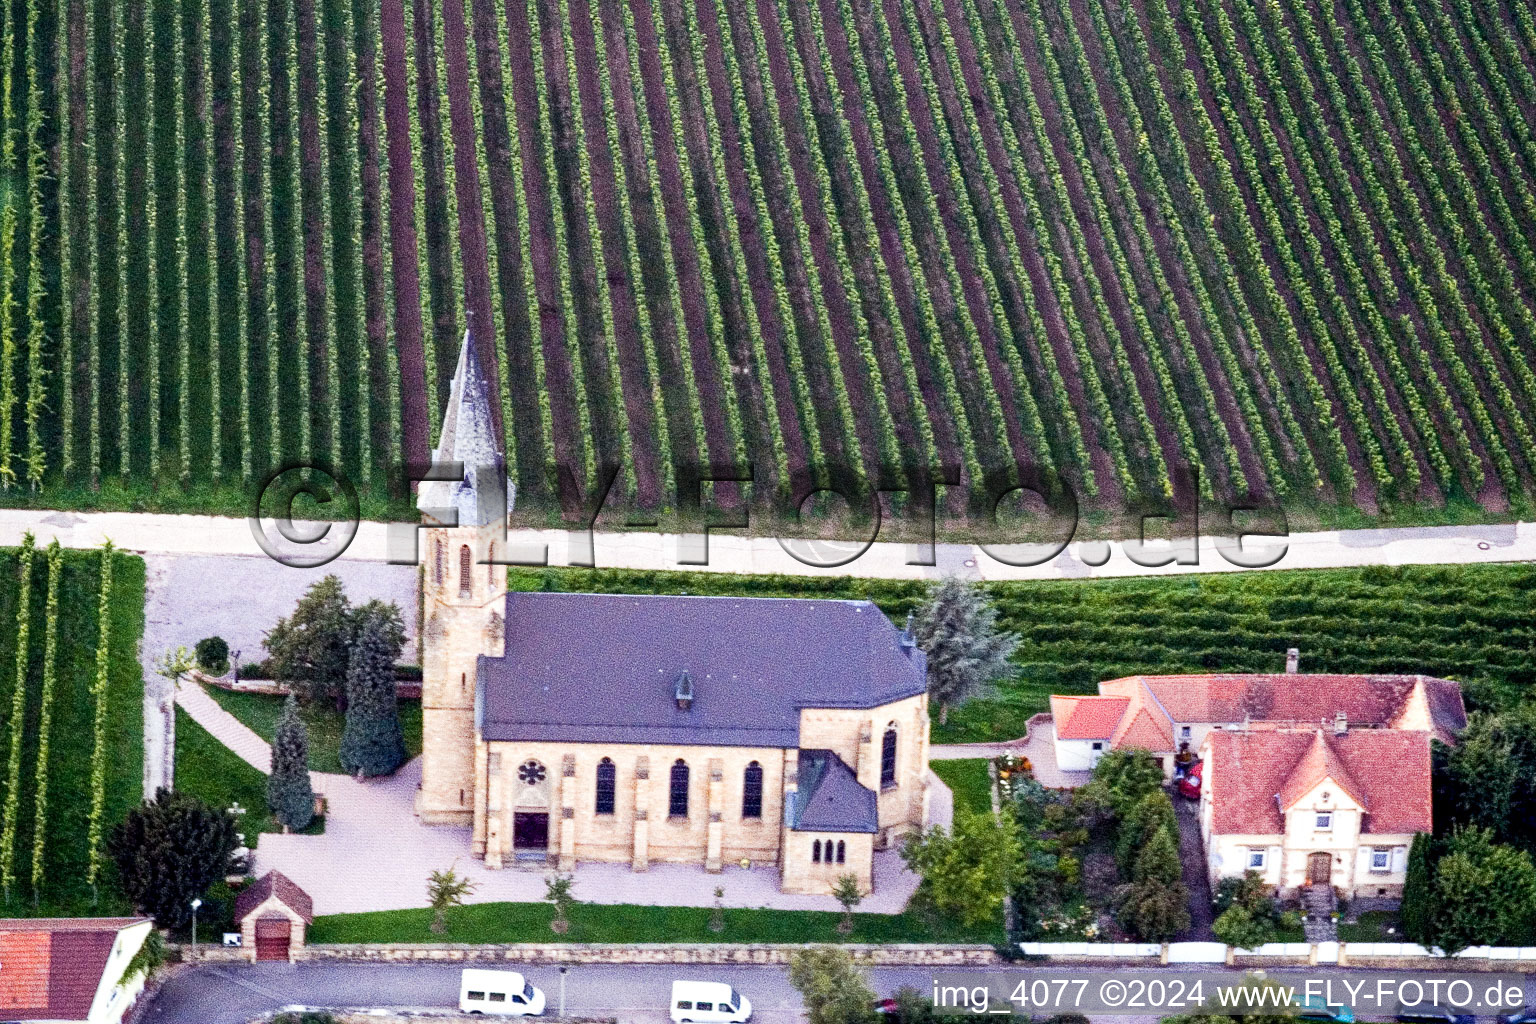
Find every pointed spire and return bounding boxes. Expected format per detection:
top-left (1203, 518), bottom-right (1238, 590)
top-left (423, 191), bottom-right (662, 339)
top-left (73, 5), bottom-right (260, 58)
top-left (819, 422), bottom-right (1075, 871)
top-left (417, 314), bottom-right (511, 525)
top-left (900, 611), bottom-right (917, 649)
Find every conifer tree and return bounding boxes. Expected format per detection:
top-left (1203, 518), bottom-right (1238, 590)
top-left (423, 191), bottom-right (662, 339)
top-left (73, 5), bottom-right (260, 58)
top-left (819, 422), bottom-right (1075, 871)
top-left (1401, 832), bottom-right (1435, 944)
top-left (339, 615), bottom-right (405, 777)
top-left (266, 695), bottom-right (315, 831)
top-left (912, 579), bottom-right (1019, 725)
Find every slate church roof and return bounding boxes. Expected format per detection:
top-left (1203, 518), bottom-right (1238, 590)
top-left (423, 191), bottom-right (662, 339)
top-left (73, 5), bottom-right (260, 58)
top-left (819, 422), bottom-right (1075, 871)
top-left (792, 750), bottom-right (879, 833)
top-left (477, 592), bottom-right (927, 747)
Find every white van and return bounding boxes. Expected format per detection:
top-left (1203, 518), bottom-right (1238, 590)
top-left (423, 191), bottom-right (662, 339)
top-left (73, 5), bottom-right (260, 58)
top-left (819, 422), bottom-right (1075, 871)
top-left (670, 980), bottom-right (752, 1024)
top-left (459, 968), bottom-right (547, 1016)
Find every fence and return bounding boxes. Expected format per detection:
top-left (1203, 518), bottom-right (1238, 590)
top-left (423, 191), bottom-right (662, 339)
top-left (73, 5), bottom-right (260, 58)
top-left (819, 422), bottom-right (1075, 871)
top-left (1017, 941), bottom-right (1536, 966)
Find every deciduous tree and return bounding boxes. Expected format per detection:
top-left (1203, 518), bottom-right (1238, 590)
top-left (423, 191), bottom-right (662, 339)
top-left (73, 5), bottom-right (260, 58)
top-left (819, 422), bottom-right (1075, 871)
top-left (787, 947), bottom-right (875, 1024)
top-left (901, 810), bottom-right (1022, 928)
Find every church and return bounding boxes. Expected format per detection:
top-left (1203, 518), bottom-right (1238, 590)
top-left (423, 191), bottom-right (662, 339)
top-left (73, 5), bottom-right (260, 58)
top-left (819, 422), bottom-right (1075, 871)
top-left (413, 331), bottom-right (932, 895)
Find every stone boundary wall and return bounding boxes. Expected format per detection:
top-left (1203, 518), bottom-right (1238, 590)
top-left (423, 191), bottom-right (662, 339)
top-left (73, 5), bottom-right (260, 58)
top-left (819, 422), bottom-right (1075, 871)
top-left (186, 942), bottom-right (999, 965)
top-left (192, 670), bottom-right (423, 700)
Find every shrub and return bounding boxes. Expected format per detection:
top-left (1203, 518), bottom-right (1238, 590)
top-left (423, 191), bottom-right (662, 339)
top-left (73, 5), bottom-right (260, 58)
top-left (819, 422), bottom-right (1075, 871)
top-left (194, 636), bottom-right (229, 675)
top-left (107, 788), bottom-right (237, 930)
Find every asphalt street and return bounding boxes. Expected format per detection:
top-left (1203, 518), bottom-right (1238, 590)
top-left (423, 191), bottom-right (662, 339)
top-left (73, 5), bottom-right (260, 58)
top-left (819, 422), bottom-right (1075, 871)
top-left (141, 962), bottom-right (1536, 1024)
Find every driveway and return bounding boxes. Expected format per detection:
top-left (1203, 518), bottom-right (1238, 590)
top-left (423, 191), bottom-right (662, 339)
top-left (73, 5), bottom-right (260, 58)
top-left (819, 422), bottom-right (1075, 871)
top-left (931, 715), bottom-right (1090, 790)
top-left (1173, 796), bottom-right (1216, 941)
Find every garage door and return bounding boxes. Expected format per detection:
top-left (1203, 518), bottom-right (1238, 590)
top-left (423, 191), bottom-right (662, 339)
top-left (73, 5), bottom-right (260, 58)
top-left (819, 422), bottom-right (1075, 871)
top-left (253, 917), bottom-right (291, 961)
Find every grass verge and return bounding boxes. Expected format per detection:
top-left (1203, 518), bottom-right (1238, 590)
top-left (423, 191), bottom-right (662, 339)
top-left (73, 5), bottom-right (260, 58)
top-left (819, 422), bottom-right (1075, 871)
top-left (200, 685), bottom-right (422, 775)
top-left (310, 900), bottom-right (1003, 945)
top-left (930, 759), bottom-right (994, 816)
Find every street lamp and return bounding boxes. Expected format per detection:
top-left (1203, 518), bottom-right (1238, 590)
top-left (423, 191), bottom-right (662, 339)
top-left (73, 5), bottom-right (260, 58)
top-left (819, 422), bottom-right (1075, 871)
top-left (232, 649), bottom-right (242, 684)
top-left (190, 898), bottom-right (202, 959)
top-left (559, 966), bottom-right (568, 1019)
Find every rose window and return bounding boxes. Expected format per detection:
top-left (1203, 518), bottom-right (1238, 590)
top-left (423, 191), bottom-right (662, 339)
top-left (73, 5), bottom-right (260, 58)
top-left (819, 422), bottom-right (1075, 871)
top-left (518, 760), bottom-right (546, 785)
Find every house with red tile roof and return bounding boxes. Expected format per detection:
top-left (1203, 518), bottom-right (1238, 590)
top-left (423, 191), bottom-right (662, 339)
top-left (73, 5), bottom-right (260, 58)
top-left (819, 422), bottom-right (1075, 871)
top-left (1197, 726), bottom-right (1432, 898)
top-left (1048, 670), bottom-right (1465, 776)
top-left (0, 917), bottom-right (154, 1023)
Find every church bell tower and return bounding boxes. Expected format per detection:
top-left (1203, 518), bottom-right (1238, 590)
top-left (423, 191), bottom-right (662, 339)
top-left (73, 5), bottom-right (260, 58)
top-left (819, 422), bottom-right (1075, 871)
top-left (415, 327), bottom-right (510, 827)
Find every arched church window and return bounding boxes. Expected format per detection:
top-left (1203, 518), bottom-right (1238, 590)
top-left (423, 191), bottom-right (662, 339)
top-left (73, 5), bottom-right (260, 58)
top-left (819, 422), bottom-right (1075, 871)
top-left (881, 723), bottom-right (898, 789)
top-left (434, 540), bottom-right (444, 586)
top-left (742, 762), bottom-right (763, 818)
top-left (595, 758), bottom-right (616, 815)
top-left (836, 840), bottom-right (846, 863)
top-left (488, 543), bottom-right (496, 584)
top-left (812, 840), bottom-right (822, 863)
top-left (459, 545), bottom-right (473, 597)
top-left (669, 759), bottom-right (690, 817)
top-left (517, 760), bottom-right (546, 785)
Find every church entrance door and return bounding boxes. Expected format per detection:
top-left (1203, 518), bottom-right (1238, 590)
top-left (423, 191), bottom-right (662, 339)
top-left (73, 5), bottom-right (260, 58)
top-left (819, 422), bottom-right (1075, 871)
top-left (513, 811), bottom-right (549, 852)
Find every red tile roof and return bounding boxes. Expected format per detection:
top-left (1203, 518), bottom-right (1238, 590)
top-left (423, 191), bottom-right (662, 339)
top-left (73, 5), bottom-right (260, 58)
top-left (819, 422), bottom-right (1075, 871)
top-left (0, 918), bottom-right (147, 1020)
top-left (1099, 673), bottom-right (1465, 739)
top-left (236, 870), bottom-right (314, 924)
top-left (1051, 696), bottom-right (1130, 739)
top-left (1277, 730), bottom-right (1367, 811)
top-left (1204, 729), bottom-right (1432, 836)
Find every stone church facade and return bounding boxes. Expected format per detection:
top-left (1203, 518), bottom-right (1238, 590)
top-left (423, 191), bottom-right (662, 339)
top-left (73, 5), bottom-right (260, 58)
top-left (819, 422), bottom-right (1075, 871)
top-left (414, 332), bottom-right (931, 895)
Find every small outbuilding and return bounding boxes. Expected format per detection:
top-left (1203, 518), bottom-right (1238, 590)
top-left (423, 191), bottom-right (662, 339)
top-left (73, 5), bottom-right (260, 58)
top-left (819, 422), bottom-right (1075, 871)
top-left (235, 870), bottom-right (313, 962)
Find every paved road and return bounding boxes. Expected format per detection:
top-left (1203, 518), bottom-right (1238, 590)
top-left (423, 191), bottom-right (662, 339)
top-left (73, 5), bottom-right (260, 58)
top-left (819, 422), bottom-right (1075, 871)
top-left (0, 508), bottom-right (1529, 582)
top-left (142, 962), bottom-right (985, 1024)
top-left (139, 961), bottom-right (1536, 1024)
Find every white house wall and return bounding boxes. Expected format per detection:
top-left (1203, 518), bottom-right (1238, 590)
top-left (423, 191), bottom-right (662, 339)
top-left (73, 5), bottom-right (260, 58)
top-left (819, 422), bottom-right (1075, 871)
top-left (86, 920), bottom-right (153, 1024)
top-left (1053, 738), bottom-right (1103, 771)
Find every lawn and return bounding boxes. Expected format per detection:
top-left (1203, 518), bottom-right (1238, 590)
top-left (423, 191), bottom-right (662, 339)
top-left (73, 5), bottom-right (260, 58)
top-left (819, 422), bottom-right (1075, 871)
top-left (931, 759), bottom-right (994, 816)
top-left (201, 685), bottom-right (422, 775)
top-left (1338, 910), bottom-right (1400, 942)
top-left (174, 706), bottom-right (324, 846)
top-left (309, 899), bottom-right (1004, 946)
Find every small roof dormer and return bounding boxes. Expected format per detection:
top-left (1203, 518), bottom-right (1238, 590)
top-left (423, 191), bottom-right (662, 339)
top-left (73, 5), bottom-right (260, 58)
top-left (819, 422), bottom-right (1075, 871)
top-left (674, 669), bottom-right (695, 711)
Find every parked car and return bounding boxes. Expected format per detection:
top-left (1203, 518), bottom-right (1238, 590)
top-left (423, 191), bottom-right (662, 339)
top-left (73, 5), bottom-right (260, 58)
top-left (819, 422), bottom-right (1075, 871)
top-left (1497, 1011), bottom-right (1536, 1024)
top-left (874, 998), bottom-right (900, 1015)
top-left (1176, 759), bottom-right (1202, 799)
top-left (459, 969), bottom-right (546, 1016)
top-left (1394, 1004), bottom-right (1475, 1024)
top-left (1292, 994), bottom-right (1355, 1022)
top-left (671, 980), bottom-right (753, 1024)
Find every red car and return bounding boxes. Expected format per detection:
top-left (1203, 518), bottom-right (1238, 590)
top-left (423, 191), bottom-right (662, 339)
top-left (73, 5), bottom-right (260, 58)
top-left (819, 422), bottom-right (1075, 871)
top-left (1176, 759), bottom-right (1202, 799)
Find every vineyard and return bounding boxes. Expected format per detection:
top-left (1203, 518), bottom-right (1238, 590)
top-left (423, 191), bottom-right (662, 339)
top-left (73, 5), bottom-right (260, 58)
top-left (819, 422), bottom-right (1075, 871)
top-left (3, 0), bottom-right (1536, 520)
top-left (510, 561), bottom-right (1536, 742)
top-left (0, 540), bottom-right (143, 915)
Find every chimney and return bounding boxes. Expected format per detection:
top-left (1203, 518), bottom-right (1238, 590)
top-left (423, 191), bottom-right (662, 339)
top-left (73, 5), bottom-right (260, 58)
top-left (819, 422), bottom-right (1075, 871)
top-left (1285, 647), bottom-right (1300, 674)
top-left (900, 611), bottom-right (917, 651)
top-left (1334, 710), bottom-right (1348, 735)
top-left (674, 669), bottom-right (695, 711)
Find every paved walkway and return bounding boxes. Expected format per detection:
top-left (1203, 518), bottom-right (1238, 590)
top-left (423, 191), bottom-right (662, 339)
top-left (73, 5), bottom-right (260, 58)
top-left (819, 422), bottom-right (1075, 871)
top-left (931, 715), bottom-right (1090, 789)
top-left (175, 682), bottom-right (949, 917)
top-left (0, 508), bottom-right (1529, 581)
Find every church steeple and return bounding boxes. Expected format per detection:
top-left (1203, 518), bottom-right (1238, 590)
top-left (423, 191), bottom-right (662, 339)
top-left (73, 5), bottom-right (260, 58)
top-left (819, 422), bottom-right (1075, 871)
top-left (417, 322), bottom-right (512, 527)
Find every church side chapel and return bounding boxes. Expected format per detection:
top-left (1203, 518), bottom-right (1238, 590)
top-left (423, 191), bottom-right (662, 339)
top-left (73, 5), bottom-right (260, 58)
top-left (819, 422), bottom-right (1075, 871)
top-left (414, 332), bottom-right (931, 895)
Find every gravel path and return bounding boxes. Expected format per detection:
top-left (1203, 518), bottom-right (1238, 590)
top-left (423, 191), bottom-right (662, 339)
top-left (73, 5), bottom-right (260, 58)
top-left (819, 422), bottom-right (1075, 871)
top-left (141, 552), bottom-right (418, 794)
top-left (0, 508), bottom-right (1525, 582)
